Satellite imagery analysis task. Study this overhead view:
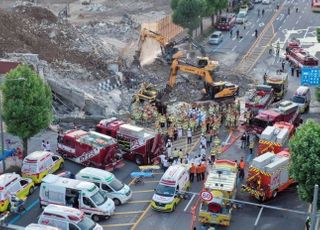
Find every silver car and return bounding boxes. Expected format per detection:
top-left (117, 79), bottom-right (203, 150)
top-left (208, 31), bottom-right (223, 45)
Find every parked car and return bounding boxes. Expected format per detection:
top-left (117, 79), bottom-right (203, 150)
top-left (262, 0), bottom-right (271, 4)
top-left (208, 31), bottom-right (223, 45)
top-left (254, 0), bottom-right (262, 3)
top-left (236, 12), bottom-right (248, 24)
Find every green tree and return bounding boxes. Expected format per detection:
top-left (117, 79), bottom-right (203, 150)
top-left (205, 0), bottom-right (229, 26)
top-left (171, 0), bottom-right (180, 10)
top-left (2, 65), bottom-right (52, 157)
top-left (172, 0), bottom-right (206, 36)
top-left (289, 120), bottom-right (320, 208)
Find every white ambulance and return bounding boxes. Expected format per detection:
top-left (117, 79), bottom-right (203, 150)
top-left (151, 165), bottom-right (190, 212)
top-left (25, 223), bottom-right (61, 230)
top-left (40, 174), bottom-right (115, 221)
top-left (75, 167), bottom-right (132, 206)
top-left (38, 204), bottom-right (103, 230)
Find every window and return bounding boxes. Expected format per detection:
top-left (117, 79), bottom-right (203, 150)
top-left (83, 197), bottom-right (95, 208)
top-left (109, 179), bottom-right (124, 191)
top-left (19, 179), bottom-right (29, 187)
top-left (102, 183), bottom-right (113, 192)
top-left (69, 223), bottom-right (79, 230)
top-left (52, 156), bottom-right (59, 162)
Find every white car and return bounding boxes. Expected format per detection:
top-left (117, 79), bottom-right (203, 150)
top-left (262, 0), bottom-right (271, 4)
top-left (254, 0), bottom-right (262, 3)
top-left (236, 12), bottom-right (248, 24)
top-left (208, 31), bottom-right (223, 45)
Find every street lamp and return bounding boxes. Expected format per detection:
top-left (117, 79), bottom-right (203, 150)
top-left (0, 78), bottom-right (25, 172)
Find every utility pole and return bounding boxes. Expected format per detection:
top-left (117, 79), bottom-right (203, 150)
top-left (311, 184), bottom-right (319, 230)
top-left (0, 95), bottom-right (5, 172)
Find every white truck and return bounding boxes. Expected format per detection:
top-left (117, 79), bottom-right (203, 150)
top-left (40, 174), bottom-right (115, 222)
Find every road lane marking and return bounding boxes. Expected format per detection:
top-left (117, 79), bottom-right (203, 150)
top-left (127, 200), bottom-right (151, 204)
top-left (232, 46), bottom-right (237, 51)
top-left (131, 204), bottom-right (152, 230)
top-left (143, 180), bottom-right (159, 183)
top-left (295, 20), bottom-right (299, 25)
top-left (239, 37), bottom-right (244, 42)
top-left (132, 190), bottom-right (154, 193)
top-left (114, 211), bottom-right (144, 215)
top-left (245, 31), bottom-right (249, 36)
top-left (103, 223), bottom-right (135, 227)
top-left (8, 199), bottom-right (39, 225)
top-left (184, 194), bottom-right (196, 212)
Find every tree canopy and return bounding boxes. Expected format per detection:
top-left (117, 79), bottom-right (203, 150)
top-left (289, 119), bottom-right (320, 208)
top-left (2, 65), bottom-right (52, 157)
top-left (172, 0), bottom-right (207, 35)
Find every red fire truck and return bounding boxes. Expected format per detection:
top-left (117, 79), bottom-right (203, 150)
top-left (245, 85), bottom-right (275, 114)
top-left (257, 122), bottom-right (295, 156)
top-left (216, 13), bottom-right (236, 31)
top-left (242, 150), bottom-right (295, 201)
top-left (96, 118), bottom-right (164, 165)
top-left (57, 130), bottom-right (123, 171)
top-left (251, 100), bottom-right (301, 134)
top-left (285, 46), bottom-right (319, 69)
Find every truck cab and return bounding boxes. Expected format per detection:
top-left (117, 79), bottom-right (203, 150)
top-left (292, 86), bottom-right (311, 113)
top-left (216, 13), bottom-right (236, 30)
top-left (251, 101), bottom-right (301, 134)
top-left (265, 71), bottom-right (288, 101)
top-left (96, 118), bottom-right (164, 165)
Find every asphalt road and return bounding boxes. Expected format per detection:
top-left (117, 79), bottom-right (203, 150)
top-left (2, 0), bottom-right (319, 230)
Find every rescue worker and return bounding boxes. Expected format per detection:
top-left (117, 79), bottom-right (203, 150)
top-left (190, 163), bottom-right (196, 182)
top-left (196, 164), bottom-right (202, 182)
top-left (210, 147), bottom-right (216, 162)
top-left (240, 132), bottom-right (247, 149)
top-left (239, 158), bottom-right (245, 180)
top-left (249, 140), bottom-right (254, 155)
top-left (200, 163), bottom-right (206, 181)
top-left (187, 128), bottom-right (192, 144)
top-left (183, 120), bottom-right (189, 136)
top-left (160, 114), bottom-right (166, 128)
top-left (178, 149), bottom-right (184, 160)
top-left (190, 118), bottom-right (196, 132)
top-left (166, 139), bottom-right (172, 157)
top-left (172, 148), bottom-right (179, 160)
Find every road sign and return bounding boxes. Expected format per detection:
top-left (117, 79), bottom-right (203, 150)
top-left (301, 67), bottom-right (320, 86)
top-left (200, 190), bottom-right (213, 202)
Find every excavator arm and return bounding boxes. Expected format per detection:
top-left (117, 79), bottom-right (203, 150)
top-left (167, 59), bottom-right (214, 88)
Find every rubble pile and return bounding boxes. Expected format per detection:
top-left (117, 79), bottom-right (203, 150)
top-left (0, 6), bottom-right (117, 75)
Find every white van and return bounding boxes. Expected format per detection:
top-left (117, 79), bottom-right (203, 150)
top-left (76, 167), bottom-right (132, 206)
top-left (25, 223), bottom-right (61, 230)
top-left (40, 174), bottom-right (115, 221)
top-left (292, 86), bottom-right (311, 113)
top-left (151, 165), bottom-right (190, 212)
top-left (0, 173), bottom-right (34, 200)
top-left (21, 151), bottom-right (64, 184)
top-left (38, 204), bottom-right (103, 230)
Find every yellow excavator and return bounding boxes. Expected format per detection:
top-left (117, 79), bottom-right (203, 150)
top-left (167, 54), bottom-right (239, 100)
top-left (134, 28), bottom-right (189, 64)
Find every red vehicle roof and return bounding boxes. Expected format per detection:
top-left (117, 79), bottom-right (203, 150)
top-left (64, 130), bottom-right (87, 139)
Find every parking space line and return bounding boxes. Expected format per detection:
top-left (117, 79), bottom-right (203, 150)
top-left (127, 200), bottom-right (151, 204)
top-left (102, 223), bottom-right (135, 227)
top-left (114, 211), bottom-right (144, 215)
top-left (132, 190), bottom-right (154, 193)
top-left (184, 194), bottom-right (195, 212)
top-left (131, 204), bottom-right (151, 230)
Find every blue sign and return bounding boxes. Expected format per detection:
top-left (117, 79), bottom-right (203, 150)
top-left (301, 67), bottom-right (320, 86)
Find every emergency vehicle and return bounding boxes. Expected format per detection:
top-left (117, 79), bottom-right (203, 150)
top-left (292, 86), bottom-right (311, 113)
top-left (40, 174), bottom-right (115, 222)
top-left (21, 151), bottom-right (64, 184)
top-left (242, 151), bottom-right (295, 201)
top-left (38, 204), bottom-right (103, 230)
top-left (198, 160), bottom-right (238, 226)
top-left (75, 167), bottom-right (132, 206)
top-left (151, 165), bottom-right (190, 212)
top-left (264, 71), bottom-right (288, 101)
top-left (57, 130), bottom-right (123, 171)
top-left (245, 85), bottom-right (275, 114)
top-left (257, 122), bottom-right (295, 156)
top-left (0, 173), bottom-right (34, 212)
top-left (285, 46), bottom-right (319, 69)
top-left (251, 100), bottom-right (301, 134)
top-left (96, 118), bottom-right (164, 165)
top-left (25, 223), bottom-right (61, 230)
top-left (216, 13), bottom-right (236, 30)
